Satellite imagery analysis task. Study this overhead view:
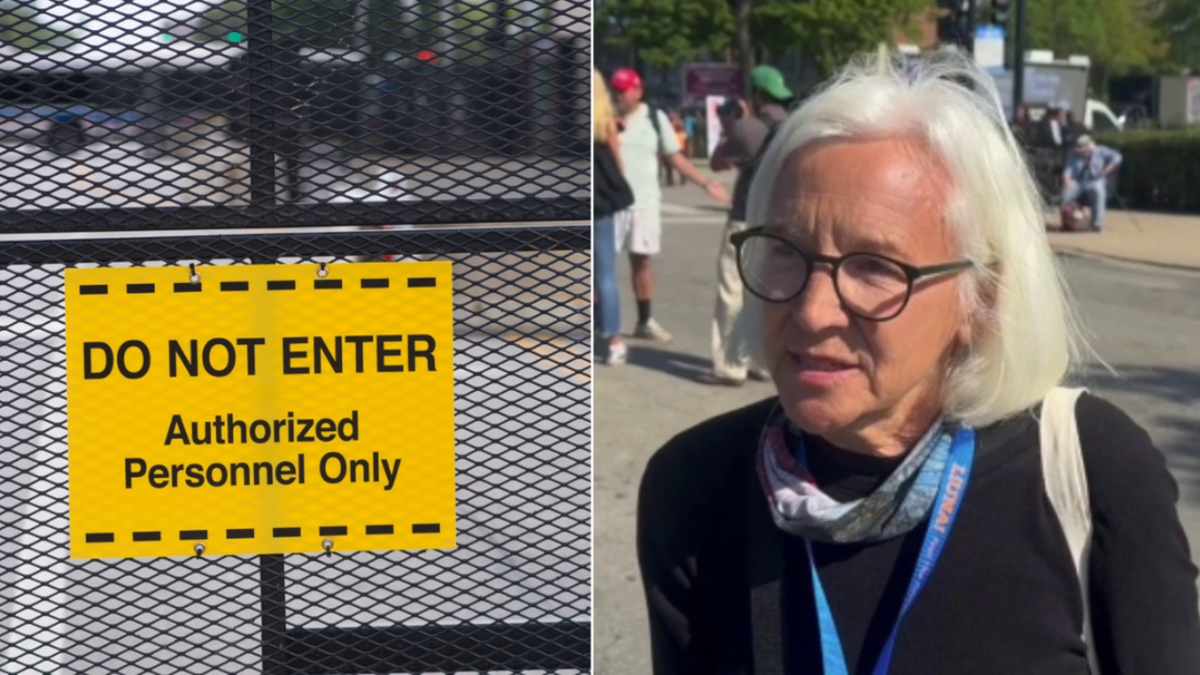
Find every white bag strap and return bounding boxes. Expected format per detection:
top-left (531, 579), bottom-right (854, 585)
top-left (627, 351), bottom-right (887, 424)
top-left (1039, 386), bottom-right (1100, 673)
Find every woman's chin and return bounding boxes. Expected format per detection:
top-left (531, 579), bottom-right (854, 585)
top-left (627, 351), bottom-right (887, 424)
top-left (780, 394), bottom-right (862, 438)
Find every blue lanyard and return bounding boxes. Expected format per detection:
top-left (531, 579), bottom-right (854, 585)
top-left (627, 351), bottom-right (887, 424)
top-left (803, 427), bottom-right (976, 675)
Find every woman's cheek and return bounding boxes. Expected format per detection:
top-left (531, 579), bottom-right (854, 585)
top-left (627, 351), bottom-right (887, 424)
top-left (762, 305), bottom-right (792, 364)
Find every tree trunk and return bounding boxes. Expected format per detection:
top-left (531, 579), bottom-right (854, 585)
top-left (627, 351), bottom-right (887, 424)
top-left (736, 0), bottom-right (754, 97)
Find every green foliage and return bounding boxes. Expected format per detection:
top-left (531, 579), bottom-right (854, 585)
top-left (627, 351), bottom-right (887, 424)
top-left (1095, 129), bottom-right (1200, 212)
top-left (195, 1), bottom-right (363, 49)
top-left (753, 0), bottom-right (930, 77)
top-left (1026, 0), bottom-right (1166, 75)
top-left (0, 0), bottom-right (76, 50)
top-left (598, 0), bottom-right (929, 74)
top-left (596, 0), bottom-right (735, 69)
top-left (193, 1), bottom-right (544, 56)
top-left (195, 1), bottom-right (245, 41)
top-left (596, 0), bottom-right (1195, 82)
top-left (1156, 0), bottom-right (1200, 72)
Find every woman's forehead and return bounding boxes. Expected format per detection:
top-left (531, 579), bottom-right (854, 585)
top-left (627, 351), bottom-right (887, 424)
top-left (764, 140), bottom-right (956, 255)
top-left (772, 138), bottom-right (950, 206)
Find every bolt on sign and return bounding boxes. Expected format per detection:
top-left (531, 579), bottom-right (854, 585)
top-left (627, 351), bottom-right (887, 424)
top-left (64, 263), bottom-right (457, 559)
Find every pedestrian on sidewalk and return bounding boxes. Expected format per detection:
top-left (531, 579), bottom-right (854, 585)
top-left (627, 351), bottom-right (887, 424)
top-left (610, 67), bottom-right (730, 342)
top-left (658, 110), bottom-right (689, 186)
top-left (701, 64), bottom-right (793, 387)
top-left (1035, 101), bottom-right (1070, 149)
top-left (594, 68), bottom-right (633, 365)
top-left (1062, 134), bottom-right (1122, 232)
top-left (638, 50), bottom-right (1199, 675)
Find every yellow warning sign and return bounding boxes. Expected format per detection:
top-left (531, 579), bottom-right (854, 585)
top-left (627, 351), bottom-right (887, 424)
top-left (65, 263), bottom-right (457, 559)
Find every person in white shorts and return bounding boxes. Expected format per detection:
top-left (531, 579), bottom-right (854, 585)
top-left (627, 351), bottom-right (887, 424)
top-left (610, 67), bottom-right (729, 341)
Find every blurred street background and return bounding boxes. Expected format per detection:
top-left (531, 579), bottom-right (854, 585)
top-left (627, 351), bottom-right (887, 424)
top-left (595, 0), bottom-right (1200, 669)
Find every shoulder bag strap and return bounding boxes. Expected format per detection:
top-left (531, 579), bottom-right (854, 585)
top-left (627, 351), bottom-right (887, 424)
top-left (647, 104), bottom-right (666, 156)
top-left (1039, 385), bottom-right (1100, 673)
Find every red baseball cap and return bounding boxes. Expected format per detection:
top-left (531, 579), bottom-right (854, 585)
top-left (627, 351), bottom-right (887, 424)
top-left (610, 68), bottom-right (643, 93)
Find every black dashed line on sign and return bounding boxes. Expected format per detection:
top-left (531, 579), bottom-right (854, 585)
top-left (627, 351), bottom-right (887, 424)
top-left (407, 277), bottom-right (436, 288)
top-left (90, 524), bottom-right (419, 544)
top-left (84, 277), bottom-right (406, 295)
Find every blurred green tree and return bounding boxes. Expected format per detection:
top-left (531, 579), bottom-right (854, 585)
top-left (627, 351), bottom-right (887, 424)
top-left (753, 0), bottom-right (931, 77)
top-left (193, 1), bottom-right (548, 56)
top-left (598, 0), bottom-right (928, 78)
top-left (0, 0), bottom-right (77, 50)
top-left (1155, 0), bottom-right (1200, 72)
top-left (596, 0), bottom-right (736, 70)
top-left (1026, 0), bottom-right (1166, 89)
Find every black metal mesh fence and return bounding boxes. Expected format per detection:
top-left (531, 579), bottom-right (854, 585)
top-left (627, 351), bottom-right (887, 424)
top-left (3, 1), bottom-right (592, 668)
top-left (0, 225), bottom-right (591, 673)
top-left (0, 0), bottom-right (589, 232)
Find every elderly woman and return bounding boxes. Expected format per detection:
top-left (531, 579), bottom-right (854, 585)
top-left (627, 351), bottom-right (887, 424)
top-left (637, 52), bottom-right (1200, 674)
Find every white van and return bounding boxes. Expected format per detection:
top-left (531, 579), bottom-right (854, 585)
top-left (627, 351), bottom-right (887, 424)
top-left (1085, 99), bottom-right (1124, 133)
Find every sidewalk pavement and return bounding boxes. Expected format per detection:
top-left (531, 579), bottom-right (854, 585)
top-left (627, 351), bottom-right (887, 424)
top-left (1045, 210), bottom-right (1200, 271)
top-left (690, 163), bottom-right (1200, 272)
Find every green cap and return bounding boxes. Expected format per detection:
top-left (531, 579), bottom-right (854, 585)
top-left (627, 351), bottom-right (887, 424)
top-left (750, 65), bottom-right (793, 102)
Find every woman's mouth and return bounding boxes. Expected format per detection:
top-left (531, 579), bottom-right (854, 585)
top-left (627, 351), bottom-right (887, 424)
top-left (790, 354), bottom-right (858, 385)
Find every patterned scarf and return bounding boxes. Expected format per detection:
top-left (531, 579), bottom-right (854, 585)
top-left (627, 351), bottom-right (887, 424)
top-left (756, 407), bottom-right (954, 544)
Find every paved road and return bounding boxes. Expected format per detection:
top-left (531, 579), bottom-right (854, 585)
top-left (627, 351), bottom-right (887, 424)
top-left (594, 185), bottom-right (1200, 675)
top-left (0, 140), bottom-right (588, 212)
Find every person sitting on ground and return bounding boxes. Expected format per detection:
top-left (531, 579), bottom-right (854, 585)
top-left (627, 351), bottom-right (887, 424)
top-left (1062, 134), bottom-right (1122, 233)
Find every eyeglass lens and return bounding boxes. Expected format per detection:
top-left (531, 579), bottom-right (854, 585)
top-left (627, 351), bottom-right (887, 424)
top-left (738, 234), bottom-right (911, 319)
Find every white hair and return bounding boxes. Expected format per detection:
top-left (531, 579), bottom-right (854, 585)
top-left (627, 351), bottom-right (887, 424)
top-left (736, 49), bottom-right (1088, 428)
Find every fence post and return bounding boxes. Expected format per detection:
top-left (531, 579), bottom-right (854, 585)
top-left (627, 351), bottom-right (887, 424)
top-left (260, 554), bottom-right (289, 675)
top-left (244, 0), bottom-right (301, 212)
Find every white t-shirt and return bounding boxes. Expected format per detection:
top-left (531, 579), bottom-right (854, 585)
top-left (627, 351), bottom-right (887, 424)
top-left (619, 103), bottom-right (680, 211)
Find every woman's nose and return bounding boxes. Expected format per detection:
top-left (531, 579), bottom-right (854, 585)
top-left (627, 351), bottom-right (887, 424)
top-left (791, 266), bottom-right (849, 331)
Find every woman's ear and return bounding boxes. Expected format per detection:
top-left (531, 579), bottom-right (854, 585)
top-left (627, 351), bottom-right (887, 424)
top-left (959, 266), bottom-right (1000, 347)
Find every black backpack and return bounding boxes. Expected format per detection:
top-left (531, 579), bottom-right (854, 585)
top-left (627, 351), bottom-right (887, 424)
top-left (594, 141), bottom-right (634, 219)
top-left (645, 104), bottom-right (669, 157)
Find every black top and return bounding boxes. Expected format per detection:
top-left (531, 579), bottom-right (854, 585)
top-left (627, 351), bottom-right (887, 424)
top-left (728, 104), bottom-right (786, 223)
top-left (595, 141), bottom-right (633, 219)
top-left (637, 394), bottom-right (1200, 675)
